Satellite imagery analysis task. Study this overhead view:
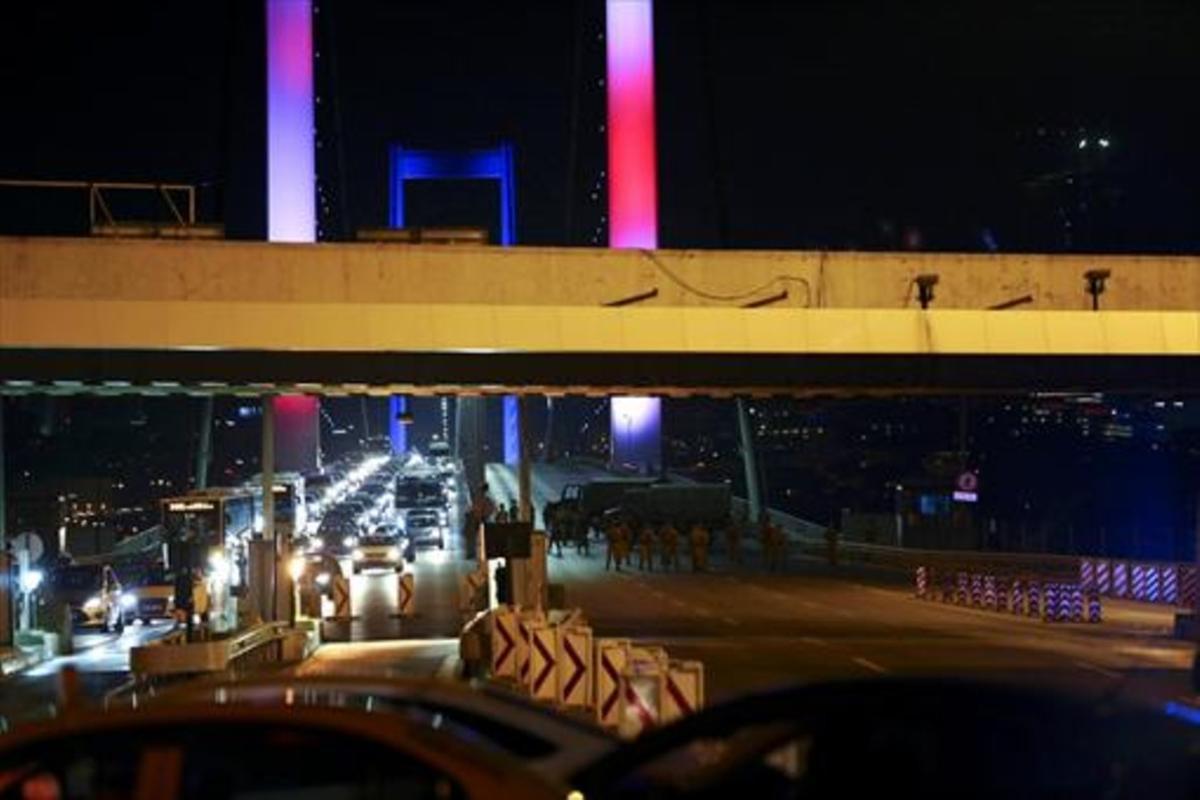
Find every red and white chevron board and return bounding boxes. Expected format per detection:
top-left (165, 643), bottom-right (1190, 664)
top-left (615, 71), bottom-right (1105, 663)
top-left (661, 660), bottom-right (705, 724)
top-left (595, 638), bottom-right (631, 727)
top-left (618, 662), bottom-right (664, 740)
top-left (557, 625), bottom-right (592, 708)
top-left (330, 574), bottom-right (351, 620)
top-left (517, 609), bottom-right (542, 689)
top-left (529, 623), bottom-right (558, 702)
top-left (490, 606), bottom-right (517, 678)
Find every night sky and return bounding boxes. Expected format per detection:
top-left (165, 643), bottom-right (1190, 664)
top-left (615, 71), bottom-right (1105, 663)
top-left (1, 1), bottom-right (1197, 251)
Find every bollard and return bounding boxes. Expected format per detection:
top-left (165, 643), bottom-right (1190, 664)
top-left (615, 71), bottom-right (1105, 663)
top-left (1086, 590), bottom-right (1102, 624)
top-left (1042, 583), bottom-right (1058, 623)
top-left (1145, 566), bottom-right (1161, 603)
top-left (1112, 562), bottom-right (1129, 599)
top-left (1096, 560), bottom-right (1111, 595)
top-left (996, 578), bottom-right (1010, 614)
top-left (956, 572), bottom-right (970, 605)
top-left (1027, 581), bottom-right (1041, 619)
top-left (1080, 559), bottom-right (1096, 592)
top-left (1163, 566), bottom-right (1180, 606)
top-left (1182, 566), bottom-right (1200, 609)
top-left (983, 575), bottom-right (998, 611)
top-left (1010, 579), bottom-right (1024, 616)
top-left (915, 566), bottom-right (929, 599)
top-left (1131, 565), bottom-right (1148, 602)
top-left (1069, 585), bottom-right (1084, 622)
top-left (970, 573), bottom-right (984, 607)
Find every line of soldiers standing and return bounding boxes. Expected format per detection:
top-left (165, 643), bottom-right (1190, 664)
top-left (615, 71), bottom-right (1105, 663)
top-left (596, 513), bottom-right (789, 572)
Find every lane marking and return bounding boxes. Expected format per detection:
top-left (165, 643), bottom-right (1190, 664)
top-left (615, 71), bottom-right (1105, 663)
top-left (800, 600), bottom-right (821, 610)
top-left (720, 615), bottom-right (740, 626)
top-left (1074, 660), bottom-right (1123, 680)
top-left (670, 598), bottom-right (687, 609)
top-left (852, 656), bottom-right (889, 674)
top-left (692, 606), bottom-right (714, 617)
top-left (799, 636), bottom-right (829, 648)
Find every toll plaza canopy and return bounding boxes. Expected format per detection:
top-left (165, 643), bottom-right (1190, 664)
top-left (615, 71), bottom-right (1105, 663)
top-left (3, 236), bottom-right (1200, 396)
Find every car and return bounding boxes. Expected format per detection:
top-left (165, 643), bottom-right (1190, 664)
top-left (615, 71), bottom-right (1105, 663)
top-left (117, 563), bottom-right (176, 623)
top-left (351, 534), bottom-right (405, 574)
top-left (405, 507), bottom-right (447, 549)
top-left (52, 563), bottom-right (133, 633)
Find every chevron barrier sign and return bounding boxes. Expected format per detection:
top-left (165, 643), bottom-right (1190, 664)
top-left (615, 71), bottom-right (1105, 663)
top-left (490, 605), bottom-right (518, 679)
top-left (557, 624), bottom-right (593, 708)
top-left (596, 638), bottom-right (631, 728)
top-left (517, 608), bottom-right (544, 690)
top-left (618, 653), bottom-right (665, 740)
top-left (529, 622), bottom-right (559, 702)
top-left (662, 659), bottom-right (705, 724)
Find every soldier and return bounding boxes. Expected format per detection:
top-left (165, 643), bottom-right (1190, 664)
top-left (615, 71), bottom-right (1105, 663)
top-left (604, 520), bottom-right (619, 571)
top-left (614, 518), bottom-right (632, 570)
top-left (660, 520), bottom-right (680, 571)
top-left (544, 501), bottom-right (563, 558)
top-left (495, 503), bottom-right (510, 524)
top-left (725, 514), bottom-right (743, 566)
top-left (690, 522), bottom-right (710, 572)
top-left (637, 522), bottom-right (656, 571)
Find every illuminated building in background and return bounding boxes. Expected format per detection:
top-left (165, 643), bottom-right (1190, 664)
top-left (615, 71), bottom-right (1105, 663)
top-left (607, 0), bottom-right (662, 472)
top-left (388, 144), bottom-right (520, 461)
top-left (267, 0), bottom-right (320, 471)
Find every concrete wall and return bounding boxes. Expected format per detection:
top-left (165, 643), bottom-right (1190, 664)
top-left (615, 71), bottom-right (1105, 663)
top-left (3, 237), bottom-right (1200, 311)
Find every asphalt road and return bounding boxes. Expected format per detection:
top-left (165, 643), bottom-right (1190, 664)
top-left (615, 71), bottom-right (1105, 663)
top-left (0, 620), bottom-right (176, 725)
top-left (485, 462), bottom-right (1197, 708)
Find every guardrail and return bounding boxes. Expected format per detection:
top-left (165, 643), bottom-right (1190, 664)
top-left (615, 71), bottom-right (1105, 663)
top-left (129, 621), bottom-right (312, 679)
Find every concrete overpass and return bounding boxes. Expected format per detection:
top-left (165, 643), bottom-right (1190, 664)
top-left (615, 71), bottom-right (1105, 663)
top-left (3, 236), bottom-right (1200, 395)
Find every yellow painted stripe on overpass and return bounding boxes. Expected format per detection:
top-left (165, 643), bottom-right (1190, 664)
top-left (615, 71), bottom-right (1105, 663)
top-left (3, 300), bottom-right (1200, 356)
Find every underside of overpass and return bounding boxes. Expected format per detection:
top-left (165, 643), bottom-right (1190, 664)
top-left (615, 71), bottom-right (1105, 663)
top-left (3, 237), bottom-right (1200, 396)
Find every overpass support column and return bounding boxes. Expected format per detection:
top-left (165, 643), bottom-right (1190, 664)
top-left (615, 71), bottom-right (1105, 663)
top-left (255, 396), bottom-right (278, 625)
top-left (518, 396), bottom-right (533, 524)
top-left (736, 398), bottom-right (762, 523)
top-left (389, 396), bottom-right (408, 455)
top-left (0, 399), bottom-right (10, 647)
top-left (195, 396), bottom-right (213, 490)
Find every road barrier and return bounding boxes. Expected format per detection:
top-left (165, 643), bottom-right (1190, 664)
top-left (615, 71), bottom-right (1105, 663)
top-left (129, 621), bottom-right (314, 678)
top-left (618, 651), bottom-right (665, 740)
top-left (327, 574), bottom-right (351, 620)
top-left (1081, 558), bottom-right (1200, 608)
top-left (472, 607), bottom-right (703, 736)
top-left (557, 623), bottom-right (593, 709)
top-left (596, 637), bottom-right (632, 728)
top-left (661, 660), bottom-right (705, 725)
top-left (396, 572), bottom-right (415, 617)
top-left (916, 566), bottom-right (1099, 624)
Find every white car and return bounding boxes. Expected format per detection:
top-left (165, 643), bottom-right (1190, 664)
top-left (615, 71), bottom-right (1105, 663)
top-left (351, 534), bottom-right (404, 574)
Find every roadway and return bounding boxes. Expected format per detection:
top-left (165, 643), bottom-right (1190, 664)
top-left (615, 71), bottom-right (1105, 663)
top-left (0, 620), bottom-right (175, 725)
top-left (486, 462), bottom-right (1197, 707)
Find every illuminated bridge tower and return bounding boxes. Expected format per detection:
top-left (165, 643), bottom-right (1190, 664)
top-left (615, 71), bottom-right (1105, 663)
top-left (607, 0), bottom-right (663, 474)
top-left (266, 0), bottom-right (321, 474)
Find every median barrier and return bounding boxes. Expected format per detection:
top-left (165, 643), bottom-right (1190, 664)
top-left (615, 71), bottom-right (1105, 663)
top-left (129, 621), bottom-right (306, 678)
top-left (917, 566), bottom-right (1100, 624)
top-left (661, 660), bottom-right (704, 725)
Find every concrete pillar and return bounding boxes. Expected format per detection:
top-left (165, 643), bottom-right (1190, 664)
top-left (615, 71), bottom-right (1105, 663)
top-left (503, 396), bottom-right (520, 466)
top-left (518, 396), bottom-right (533, 524)
top-left (389, 395), bottom-right (407, 455)
top-left (259, 396), bottom-right (277, 623)
top-left (272, 395), bottom-right (320, 473)
top-left (736, 398), bottom-right (762, 522)
top-left (0, 399), bottom-right (10, 646)
top-left (195, 396), bottom-right (213, 490)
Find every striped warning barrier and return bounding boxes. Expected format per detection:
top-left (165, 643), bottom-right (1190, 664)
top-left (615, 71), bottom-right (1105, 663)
top-left (618, 651), bottom-right (665, 739)
top-left (1131, 564), bottom-right (1149, 601)
top-left (1011, 579), bottom-right (1024, 615)
top-left (1069, 585), bottom-right (1084, 622)
top-left (661, 660), bottom-right (705, 725)
top-left (1182, 567), bottom-right (1200, 609)
top-left (1163, 565), bottom-right (1180, 605)
top-left (1027, 581), bottom-right (1041, 619)
top-left (1042, 583), bottom-right (1058, 622)
top-left (1145, 565), bottom-right (1161, 603)
top-left (915, 566), bottom-right (929, 599)
top-left (1080, 559), bottom-right (1096, 591)
top-left (1096, 560), bottom-right (1111, 595)
top-left (996, 578), bottom-right (1010, 613)
top-left (970, 573), bottom-right (984, 607)
top-left (941, 572), bottom-right (956, 603)
top-left (956, 572), bottom-right (970, 605)
top-left (1087, 590), bottom-right (1102, 623)
top-left (983, 575), bottom-right (998, 611)
top-left (1112, 562), bottom-right (1129, 598)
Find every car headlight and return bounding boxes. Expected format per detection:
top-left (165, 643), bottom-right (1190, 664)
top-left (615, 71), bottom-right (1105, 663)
top-left (315, 572), bottom-right (331, 587)
top-left (352, 548), bottom-right (365, 561)
top-left (387, 547), bottom-right (401, 561)
top-left (343, 536), bottom-right (358, 549)
top-left (84, 596), bottom-right (103, 612)
top-left (120, 592), bottom-right (137, 609)
top-left (307, 538), bottom-right (324, 552)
